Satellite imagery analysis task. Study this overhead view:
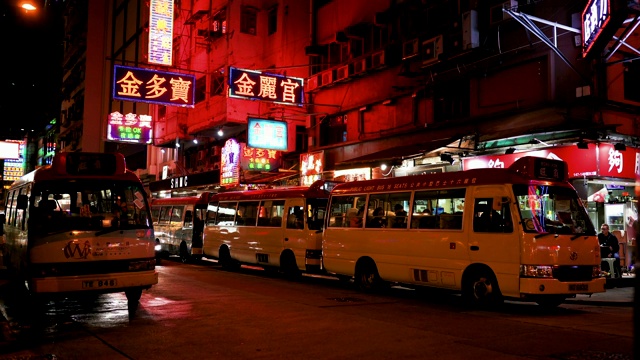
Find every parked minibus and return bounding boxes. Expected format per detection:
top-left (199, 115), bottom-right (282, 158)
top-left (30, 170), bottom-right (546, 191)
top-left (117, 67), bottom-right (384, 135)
top-left (151, 192), bottom-right (209, 263)
top-left (323, 156), bottom-right (606, 307)
top-left (2, 152), bottom-right (157, 311)
top-left (202, 180), bottom-right (334, 276)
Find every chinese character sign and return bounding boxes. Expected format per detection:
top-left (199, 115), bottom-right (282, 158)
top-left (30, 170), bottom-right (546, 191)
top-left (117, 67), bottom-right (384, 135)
top-left (221, 138), bottom-right (240, 187)
top-left (240, 143), bottom-right (281, 171)
top-left (228, 67), bottom-right (304, 106)
top-left (582, 0), bottom-right (609, 57)
top-left (112, 65), bottom-right (195, 107)
top-left (247, 118), bottom-right (288, 151)
top-left (148, 0), bottom-right (174, 66)
top-left (300, 151), bottom-right (324, 186)
top-left (107, 111), bottom-right (153, 144)
top-left (3, 140), bottom-right (24, 182)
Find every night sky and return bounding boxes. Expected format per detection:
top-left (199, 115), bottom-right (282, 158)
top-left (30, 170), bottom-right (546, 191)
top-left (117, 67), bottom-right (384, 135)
top-left (0, 0), bottom-right (64, 140)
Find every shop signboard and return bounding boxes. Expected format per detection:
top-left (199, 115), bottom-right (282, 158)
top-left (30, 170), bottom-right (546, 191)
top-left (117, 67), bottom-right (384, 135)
top-left (220, 138), bottom-right (240, 187)
top-left (247, 118), bottom-right (288, 151)
top-left (597, 143), bottom-right (639, 180)
top-left (240, 143), bottom-right (281, 171)
top-left (106, 112), bottom-right (153, 144)
top-left (463, 144), bottom-right (597, 177)
top-left (228, 67), bottom-right (304, 106)
top-left (147, 0), bottom-right (174, 66)
top-left (112, 65), bottom-right (196, 107)
top-left (300, 151), bottom-right (324, 186)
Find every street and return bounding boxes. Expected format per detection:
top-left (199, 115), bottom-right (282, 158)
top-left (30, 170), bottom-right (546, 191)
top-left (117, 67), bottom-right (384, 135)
top-left (0, 258), bottom-right (635, 360)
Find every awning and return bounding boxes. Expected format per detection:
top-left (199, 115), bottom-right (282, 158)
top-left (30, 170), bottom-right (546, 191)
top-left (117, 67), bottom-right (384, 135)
top-left (335, 137), bottom-right (454, 169)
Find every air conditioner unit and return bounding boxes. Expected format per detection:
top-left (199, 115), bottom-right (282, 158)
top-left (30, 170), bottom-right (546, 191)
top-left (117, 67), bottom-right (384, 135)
top-left (371, 50), bottom-right (386, 68)
top-left (335, 65), bottom-right (350, 82)
top-left (462, 10), bottom-right (479, 50)
top-left (306, 74), bottom-right (320, 92)
top-left (352, 57), bottom-right (368, 75)
top-left (402, 39), bottom-right (419, 60)
top-left (421, 35), bottom-right (443, 66)
top-left (319, 70), bottom-right (334, 87)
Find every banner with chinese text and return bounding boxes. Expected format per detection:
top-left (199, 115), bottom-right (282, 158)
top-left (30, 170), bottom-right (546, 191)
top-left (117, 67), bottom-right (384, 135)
top-left (112, 65), bottom-right (195, 107)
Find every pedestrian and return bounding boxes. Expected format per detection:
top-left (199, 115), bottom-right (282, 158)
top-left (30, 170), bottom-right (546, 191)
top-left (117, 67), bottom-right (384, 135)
top-left (598, 223), bottom-right (621, 277)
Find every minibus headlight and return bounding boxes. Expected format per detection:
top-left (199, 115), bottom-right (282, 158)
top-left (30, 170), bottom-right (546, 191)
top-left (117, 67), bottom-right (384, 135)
top-left (520, 265), bottom-right (554, 278)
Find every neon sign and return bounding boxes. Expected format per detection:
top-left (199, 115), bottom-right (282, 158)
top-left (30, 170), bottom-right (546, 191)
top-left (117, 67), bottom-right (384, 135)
top-left (300, 151), bottom-right (324, 186)
top-left (107, 111), bottom-right (153, 144)
top-left (221, 138), bottom-right (240, 187)
top-left (148, 0), bottom-right (174, 66)
top-left (228, 67), bottom-right (304, 106)
top-left (240, 143), bottom-right (280, 171)
top-left (247, 118), bottom-right (288, 151)
top-left (582, 0), bottom-right (610, 57)
top-left (112, 65), bottom-right (195, 107)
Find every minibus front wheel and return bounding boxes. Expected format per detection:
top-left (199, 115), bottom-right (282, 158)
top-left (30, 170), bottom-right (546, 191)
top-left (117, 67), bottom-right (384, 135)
top-left (462, 265), bottom-right (503, 307)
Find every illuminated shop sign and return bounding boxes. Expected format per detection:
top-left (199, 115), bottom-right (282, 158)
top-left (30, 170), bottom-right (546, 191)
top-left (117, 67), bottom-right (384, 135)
top-left (107, 112), bottom-right (153, 144)
top-left (333, 168), bottom-right (371, 182)
top-left (582, 0), bottom-right (610, 57)
top-left (240, 143), bottom-right (281, 171)
top-left (247, 118), bottom-right (288, 151)
top-left (148, 0), bottom-right (174, 66)
top-left (228, 67), bottom-right (304, 106)
top-left (300, 151), bottom-right (324, 186)
top-left (3, 140), bottom-right (24, 182)
top-left (221, 138), bottom-right (240, 187)
top-left (112, 65), bottom-right (195, 107)
top-left (462, 143), bottom-right (640, 180)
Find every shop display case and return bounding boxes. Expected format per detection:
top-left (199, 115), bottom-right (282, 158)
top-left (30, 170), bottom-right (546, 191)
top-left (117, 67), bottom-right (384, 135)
top-left (604, 203), bottom-right (624, 232)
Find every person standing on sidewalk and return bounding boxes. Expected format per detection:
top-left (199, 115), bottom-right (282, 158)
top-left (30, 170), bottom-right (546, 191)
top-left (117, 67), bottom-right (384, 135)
top-left (599, 224), bottom-right (621, 277)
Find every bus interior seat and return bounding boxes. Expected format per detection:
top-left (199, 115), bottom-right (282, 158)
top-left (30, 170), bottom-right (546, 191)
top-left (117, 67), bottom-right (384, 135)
top-left (39, 199), bottom-right (57, 212)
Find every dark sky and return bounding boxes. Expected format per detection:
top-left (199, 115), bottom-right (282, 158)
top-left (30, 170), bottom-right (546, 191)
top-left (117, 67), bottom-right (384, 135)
top-left (0, 0), bottom-right (64, 140)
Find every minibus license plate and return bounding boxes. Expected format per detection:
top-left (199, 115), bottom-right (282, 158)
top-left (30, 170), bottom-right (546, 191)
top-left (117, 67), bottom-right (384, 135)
top-left (569, 284), bottom-right (588, 291)
top-left (82, 279), bottom-right (117, 289)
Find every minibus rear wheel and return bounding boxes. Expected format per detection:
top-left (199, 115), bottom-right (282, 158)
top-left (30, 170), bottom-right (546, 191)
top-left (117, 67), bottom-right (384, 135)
top-left (354, 259), bottom-right (384, 292)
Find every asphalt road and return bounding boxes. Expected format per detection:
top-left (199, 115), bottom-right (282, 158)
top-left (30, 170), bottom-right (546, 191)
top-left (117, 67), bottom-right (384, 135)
top-left (0, 258), bottom-right (635, 360)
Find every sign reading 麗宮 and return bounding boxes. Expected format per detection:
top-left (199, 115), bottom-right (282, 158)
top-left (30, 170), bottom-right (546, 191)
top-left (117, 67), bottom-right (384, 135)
top-left (228, 67), bottom-right (304, 106)
top-left (112, 65), bottom-right (195, 107)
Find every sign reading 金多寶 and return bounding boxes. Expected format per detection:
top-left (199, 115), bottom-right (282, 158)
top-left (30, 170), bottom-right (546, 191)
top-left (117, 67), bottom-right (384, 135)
top-left (228, 67), bottom-right (304, 106)
top-left (148, 0), bottom-right (174, 66)
top-left (240, 143), bottom-right (281, 171)
top-left (107, 112), bottom-right (153, 144)
top-left (247, 118), bottom-right (288, 151)
top-left (112, 65), bottom-right (195, 107)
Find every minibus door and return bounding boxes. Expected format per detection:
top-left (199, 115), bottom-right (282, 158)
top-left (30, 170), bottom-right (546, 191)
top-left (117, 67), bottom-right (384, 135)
top-left (469, 186), bottom-right (519, 277)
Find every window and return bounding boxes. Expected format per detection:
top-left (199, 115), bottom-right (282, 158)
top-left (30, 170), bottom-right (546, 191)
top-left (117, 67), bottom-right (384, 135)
top-left (195, 76), bottom-right (206, 104)
top-left (473, 198), bottom-right (513, 233)
top-left (209, 72), bottom-right (225, 96)
top-left (366, 192), bottom-right (411, 229)
top-left (237, 201), bottom-right (259, 226)
top-left (412, 189), bottom-right (466, 229)
top-left (241, 6), bottom-right (258, 35)
top-left (329, 195), bottom-right (365, 228)
top-left (624, 60), bottom-right (640, 102)
top-left (295, 125), bottom-right (307, 153)
top-left (170, 206), bottom-right (184, 223)
top-left (268, 6), bottom-right (277, 35)
top-left (216, 202), bottom-right (237, 225)
top-left (257, 199), bottom-right (285, 227)
top-left (159, 206), bottom-right (171, 224)
top-left (206, 202), bottom-right (218, 226)
top-left (286, 205), bottom-right (304, 229)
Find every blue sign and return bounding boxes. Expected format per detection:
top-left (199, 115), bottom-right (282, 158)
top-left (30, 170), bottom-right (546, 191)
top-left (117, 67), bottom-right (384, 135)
top-left (247, 118), bottom-right (288, 151)
top-left (112, 65), bottom-right (196, 107)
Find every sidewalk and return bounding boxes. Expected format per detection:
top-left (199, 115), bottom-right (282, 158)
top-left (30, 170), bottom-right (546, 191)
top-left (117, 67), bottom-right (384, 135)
top-left (564, 274), bottom-right (636, 307)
